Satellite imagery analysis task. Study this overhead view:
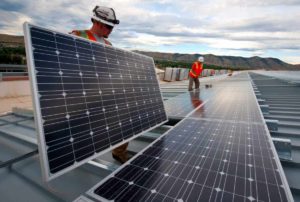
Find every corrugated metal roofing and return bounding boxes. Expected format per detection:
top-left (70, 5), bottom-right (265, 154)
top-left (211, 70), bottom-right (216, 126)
top-left (250, 72), bottom-right (300, 201)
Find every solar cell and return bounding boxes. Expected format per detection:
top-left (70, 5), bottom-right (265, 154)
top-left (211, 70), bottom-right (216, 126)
top-left (23, 23), bottom-right (167, 180)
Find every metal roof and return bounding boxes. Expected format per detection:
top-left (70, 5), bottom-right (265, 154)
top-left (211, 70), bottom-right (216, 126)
top-left (250, 72), bottom-right (300, 201)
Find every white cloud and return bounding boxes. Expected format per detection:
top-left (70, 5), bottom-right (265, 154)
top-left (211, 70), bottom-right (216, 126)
top-left (203, 38), bottom-right (263, 51)
top-left (0, 11), bottom-right (33, 35)
top-left (283, 56), bottom-right (300, 64)
top-left (1, 0), bottom-right (300, 63)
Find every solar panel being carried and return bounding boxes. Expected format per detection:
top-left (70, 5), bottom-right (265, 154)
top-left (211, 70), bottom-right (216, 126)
top-left (23, 23), bottom-right (167, 181)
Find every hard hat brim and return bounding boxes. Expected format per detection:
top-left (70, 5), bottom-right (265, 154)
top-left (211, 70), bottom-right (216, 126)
top-left (92, 16), bottom-right (115, 27)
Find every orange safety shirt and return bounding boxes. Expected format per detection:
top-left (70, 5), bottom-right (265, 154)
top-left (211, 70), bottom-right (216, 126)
top-left (189, 61), bottom-right (203, 78)
top-left (70, 30), bottom-right (112, 45)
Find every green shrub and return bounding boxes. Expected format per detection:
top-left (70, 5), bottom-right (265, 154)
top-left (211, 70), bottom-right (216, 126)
top-left (0, 47), bottom-right (26, 64)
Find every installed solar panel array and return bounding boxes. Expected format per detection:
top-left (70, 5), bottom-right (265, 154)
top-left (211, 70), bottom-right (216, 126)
top-left (87, 73), bottom-right (292, 201)
top-left (23, 23), bottom-right (167, 181)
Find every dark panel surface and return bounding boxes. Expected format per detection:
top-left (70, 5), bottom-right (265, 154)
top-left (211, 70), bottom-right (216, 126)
top-left (190, 82), bottom-right (263, 123)
top-left (90, 118), bottom-right (288, 202)
top-left (164, 89), bottom-right (214, 118)
top-left (25, 24), bottom-right (167, 179)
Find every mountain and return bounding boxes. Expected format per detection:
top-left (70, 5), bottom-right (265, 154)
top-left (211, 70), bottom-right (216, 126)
top-left (135, 51), bottom-right (299, 70)
top-left (294, 64), bottom-right (300, 69)
top-left (0, 33), bottom-right (298, 70)
top-left (0, 34), bottom-right (24, 47)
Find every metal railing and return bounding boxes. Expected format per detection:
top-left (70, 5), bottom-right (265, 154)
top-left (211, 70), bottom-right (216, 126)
top-left (0, 72), bottom-right (28, 81)
top-left (0, 64), bottom-right (27, 71)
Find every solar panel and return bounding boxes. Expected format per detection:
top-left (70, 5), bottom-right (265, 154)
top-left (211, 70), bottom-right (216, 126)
top-left (87, 118), bottom-right (291, 202)
top-left (23, 23), bottom-right (167, 181)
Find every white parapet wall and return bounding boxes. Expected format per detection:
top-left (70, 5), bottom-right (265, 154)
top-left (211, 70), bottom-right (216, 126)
top-left (0, 80), bottom-right (31, 98)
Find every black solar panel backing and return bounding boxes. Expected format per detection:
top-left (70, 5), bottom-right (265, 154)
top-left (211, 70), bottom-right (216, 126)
top-left (87, 73), bottom-right (292, 201)
top-left (23, 23), bottom-right (167, 181)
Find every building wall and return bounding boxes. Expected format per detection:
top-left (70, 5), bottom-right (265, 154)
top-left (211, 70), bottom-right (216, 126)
top-left (0, 80), bottom-right (31, 97)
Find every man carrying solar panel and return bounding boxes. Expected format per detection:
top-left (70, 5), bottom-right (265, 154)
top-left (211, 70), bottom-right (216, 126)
top-left (71, 6), bottom-right (129, 164)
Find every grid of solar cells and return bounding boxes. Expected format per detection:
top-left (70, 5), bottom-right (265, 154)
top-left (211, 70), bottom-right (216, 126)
top-left (24, 24), bottom-right (167, 180)
top-left (164, 90), bottom-right (214, 118)
top-left (88, 118), bottom-right (289, 202)
top-left (190, 81), bottom-right (262, 123)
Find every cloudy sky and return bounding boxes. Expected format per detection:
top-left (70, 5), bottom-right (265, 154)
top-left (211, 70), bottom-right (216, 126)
top-left (1, 0), bottom-right (300, 64)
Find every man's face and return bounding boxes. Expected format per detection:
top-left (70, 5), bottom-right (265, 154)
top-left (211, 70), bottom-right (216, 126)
top-left (95, 21), bottom-right (114, 38)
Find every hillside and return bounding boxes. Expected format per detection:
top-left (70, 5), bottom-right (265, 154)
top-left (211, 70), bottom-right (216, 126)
top-left (0, 34), bottom-right (24, 47)
top-left (294, 64), bottom-right (300, 69)
top-left (0, 33), bottom-right (299, 70)
top-left (136, 51), bottom-right (299, 70)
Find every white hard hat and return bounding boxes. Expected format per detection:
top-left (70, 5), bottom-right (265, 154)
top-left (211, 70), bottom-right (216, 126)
top-left (92, 6), bottom-right (120, 27)
top-left (198, 56), bottom-right (204, 62)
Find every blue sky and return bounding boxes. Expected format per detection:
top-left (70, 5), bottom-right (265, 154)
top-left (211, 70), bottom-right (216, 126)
top-left (1, 0), bottom-right (300, 64)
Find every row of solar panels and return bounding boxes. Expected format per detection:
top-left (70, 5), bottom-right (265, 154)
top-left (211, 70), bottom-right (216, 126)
top-left (85, 73), bottom-right (292, 201)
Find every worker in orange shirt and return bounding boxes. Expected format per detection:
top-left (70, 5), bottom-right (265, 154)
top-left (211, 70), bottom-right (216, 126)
top-left (188, 56), bottom-right (204, 91)
top-left (71, 6), bottom-right (129, 164)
